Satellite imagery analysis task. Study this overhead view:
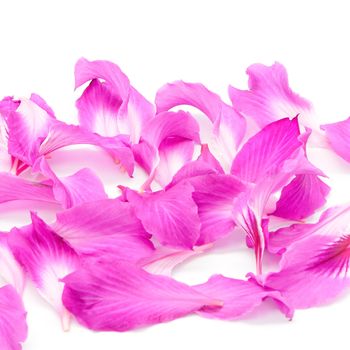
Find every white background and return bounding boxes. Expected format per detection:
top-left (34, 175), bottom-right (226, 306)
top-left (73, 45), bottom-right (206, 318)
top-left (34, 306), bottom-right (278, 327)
top-left (1, 1), bottom-right (350, 349)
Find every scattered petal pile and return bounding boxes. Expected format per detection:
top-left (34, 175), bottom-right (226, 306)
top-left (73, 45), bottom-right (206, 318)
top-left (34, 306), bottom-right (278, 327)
top-left (0, 59), bottom-right (349, 348)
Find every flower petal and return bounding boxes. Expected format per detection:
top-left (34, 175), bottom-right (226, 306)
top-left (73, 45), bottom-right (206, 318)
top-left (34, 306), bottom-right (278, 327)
top-left (229, 62), bottom-right (314, 128)
top-left (273, 174), bottom-right (330, 220)
top-left (321, 117), bottom-right (350, 163)
top-left (194, 274), bottom-right (292, 320)
top-left (75, 58), bottom-right (154, 143)
top-left (52, 199), bottom-right (154, 261)
top-left (155, 80), bottom-right (246, 169)
top-left (62, 260), bottom-right (222, 331)
top-left (125, 182), bottom-right (201, 249)
top-left (0, 284), bottom-right (27, 350)
top-left (269, 204), bottom-right (350, 254)
top-left (35, 157), bottom-right (107, 209)
top-left (8, 212), bottom-right (79, 330)
top-left (260, 234), bottom-right (350, 309)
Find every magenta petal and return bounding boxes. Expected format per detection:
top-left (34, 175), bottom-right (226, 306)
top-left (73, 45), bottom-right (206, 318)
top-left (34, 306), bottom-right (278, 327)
top-left (126, 182), bottom-right (201, 249)
top-left (35, 158), bottom-right (107, 209)
top-left (229, 62), bottom-right (313, 128)
top-left (194, 274), bottom-right (292, 320)
top-left (7, 98), bottom-right (55, 165)
top-left (0, 285), bottom-right (27, 350)
top-left (231, 118), bottom-right (301, 182)
top-left (8, 213), bottom-right (79, 330)
top-left (39, 122), bottom-right (135, 176)
top-left (62, 260), bottom-right (222, 331)
top-left (321, 117), bottom-right (350, 163)
top-left (273, 174), bottom-right (330, 220)
top-left (75, 58), bottom-right (154, 143)
top-left (155, 80), bottom-right (246, 168)
top-left (52, 199), bottom-right (154, 261)
top-left (0, 172), bottom-right (56, 205)
top-left (261, 234), bottom-right (350, 309)
top-left (269, 204), bottom-right (350, 254)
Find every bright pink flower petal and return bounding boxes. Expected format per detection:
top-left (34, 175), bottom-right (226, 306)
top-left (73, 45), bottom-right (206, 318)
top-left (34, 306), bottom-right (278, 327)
top-left (229, 62), bottom-right (314, 128)
top-left (0, 172), bottom-right (56, 205)
top-left (76, 79), bottom-right (122, 137)
top-left (52, 199), bottom-right (154, 261)
top-left (321, 117), bottom-right (350, 163)
top-left (7, 98), bottom-right (55, 165)
top-left (273, 174), bottom-right (330, 220)
top-left (231, 118), bottom-right (302, 182)
top-left (39, 122), bottom-right (135, 176)
top-left (125, 182), bottom-right (201, 249)
top-left (194, 274), bottom-right (292, 320)
top-left (62, 260), bottom-right (222, 331)
top-left (269, 204), bottom-right (350, 254)
top-left (8, 213), bottom-right (79, 330)
top-left (155, 80), bottom-right (246, 169)
top-left (134, 110), bottom-right (200, 188)
top-left (0, 284), bottom-right (27, 350)
top-left (0, 235), bottom-right (25, 295)
top-left (35, 157), bottom-right (107, 209)
top-left (75, 58), bottom-right (154, 143)
top-left (260, 234), bottom-right (350, 309)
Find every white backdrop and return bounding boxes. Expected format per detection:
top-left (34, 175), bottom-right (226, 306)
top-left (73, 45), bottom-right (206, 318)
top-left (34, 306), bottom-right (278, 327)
top-left (1, 1), bottom-right (350, 349)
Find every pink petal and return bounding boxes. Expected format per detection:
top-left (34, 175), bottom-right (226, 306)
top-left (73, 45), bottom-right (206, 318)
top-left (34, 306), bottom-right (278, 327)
top-left (229, 62), bottom-right (314, 128)
top-left (52, 199), bottom-right (154, 261)
top-left (269, 204), bottom-right (350, 254)
top-left (134, 110), bottom-right (200, 188)
top-left (35, 157), bottom-right (107, 209)
top-left (0, 172), bottom-right (56, 205)
top-left (7, 98), bottom-right (55, 165)
top-left (125, 182), bottom-right (201, 249)
top-left (39, 122), bottom-right (135, 176)
top-left (155, 80), bottom-right (246, 169)
top-left (272, 174), bottom-right (330, 220)
top-left (0, 284), bottom-right (27, 350)
top-left (321, 117), bottom-right (350, 163)
top-left (231, 118), bottom-right (302, 182)
top-left (194, 274), bottom-right (292, 320)
top-left (62, 260), bottom-right (222, 331)
top-left (75, 58), bottom-right (154, 143)
top-left (8, 213), bottom-right (79, 330)
top-left (0, 235), bottom-right (25, 295)
top-left (260, 234), bottom-right (350, 309)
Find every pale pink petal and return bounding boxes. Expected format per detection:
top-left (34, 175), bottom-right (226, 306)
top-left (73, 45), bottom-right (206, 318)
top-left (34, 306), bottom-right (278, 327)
top-left (8, 213), bottom-right (79, 330)
top-left (269, 204), bottom-right (350, 254)
top-left (35, 157), bottom-right (107, 209)
top-left (125, 182), bottom-right (201, 249)
top-left (321, 117), bottom-right (350, 163)
top-left (0, 285), bottom-right (27, 350)
top-left (52, 199), bottom-right (154, 261)
top-left (229, 62), bottom-right (314, 128)
top-left (155, 80), bottom-right (246, 169)
top-left (0, 235), bottom-right (25, 295)
top-left (62, 260), bottom-right (222, 331)
top-left (194, 274), bottom-right (292, 320)
top-left (140, 244), bottom-right (213, 276)
top-left (30, 93), bottom-right (56, 118)
top-left (273, 174), bottom-right (330, 220)
top-left (0, 172), bottom-right (56, 205)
